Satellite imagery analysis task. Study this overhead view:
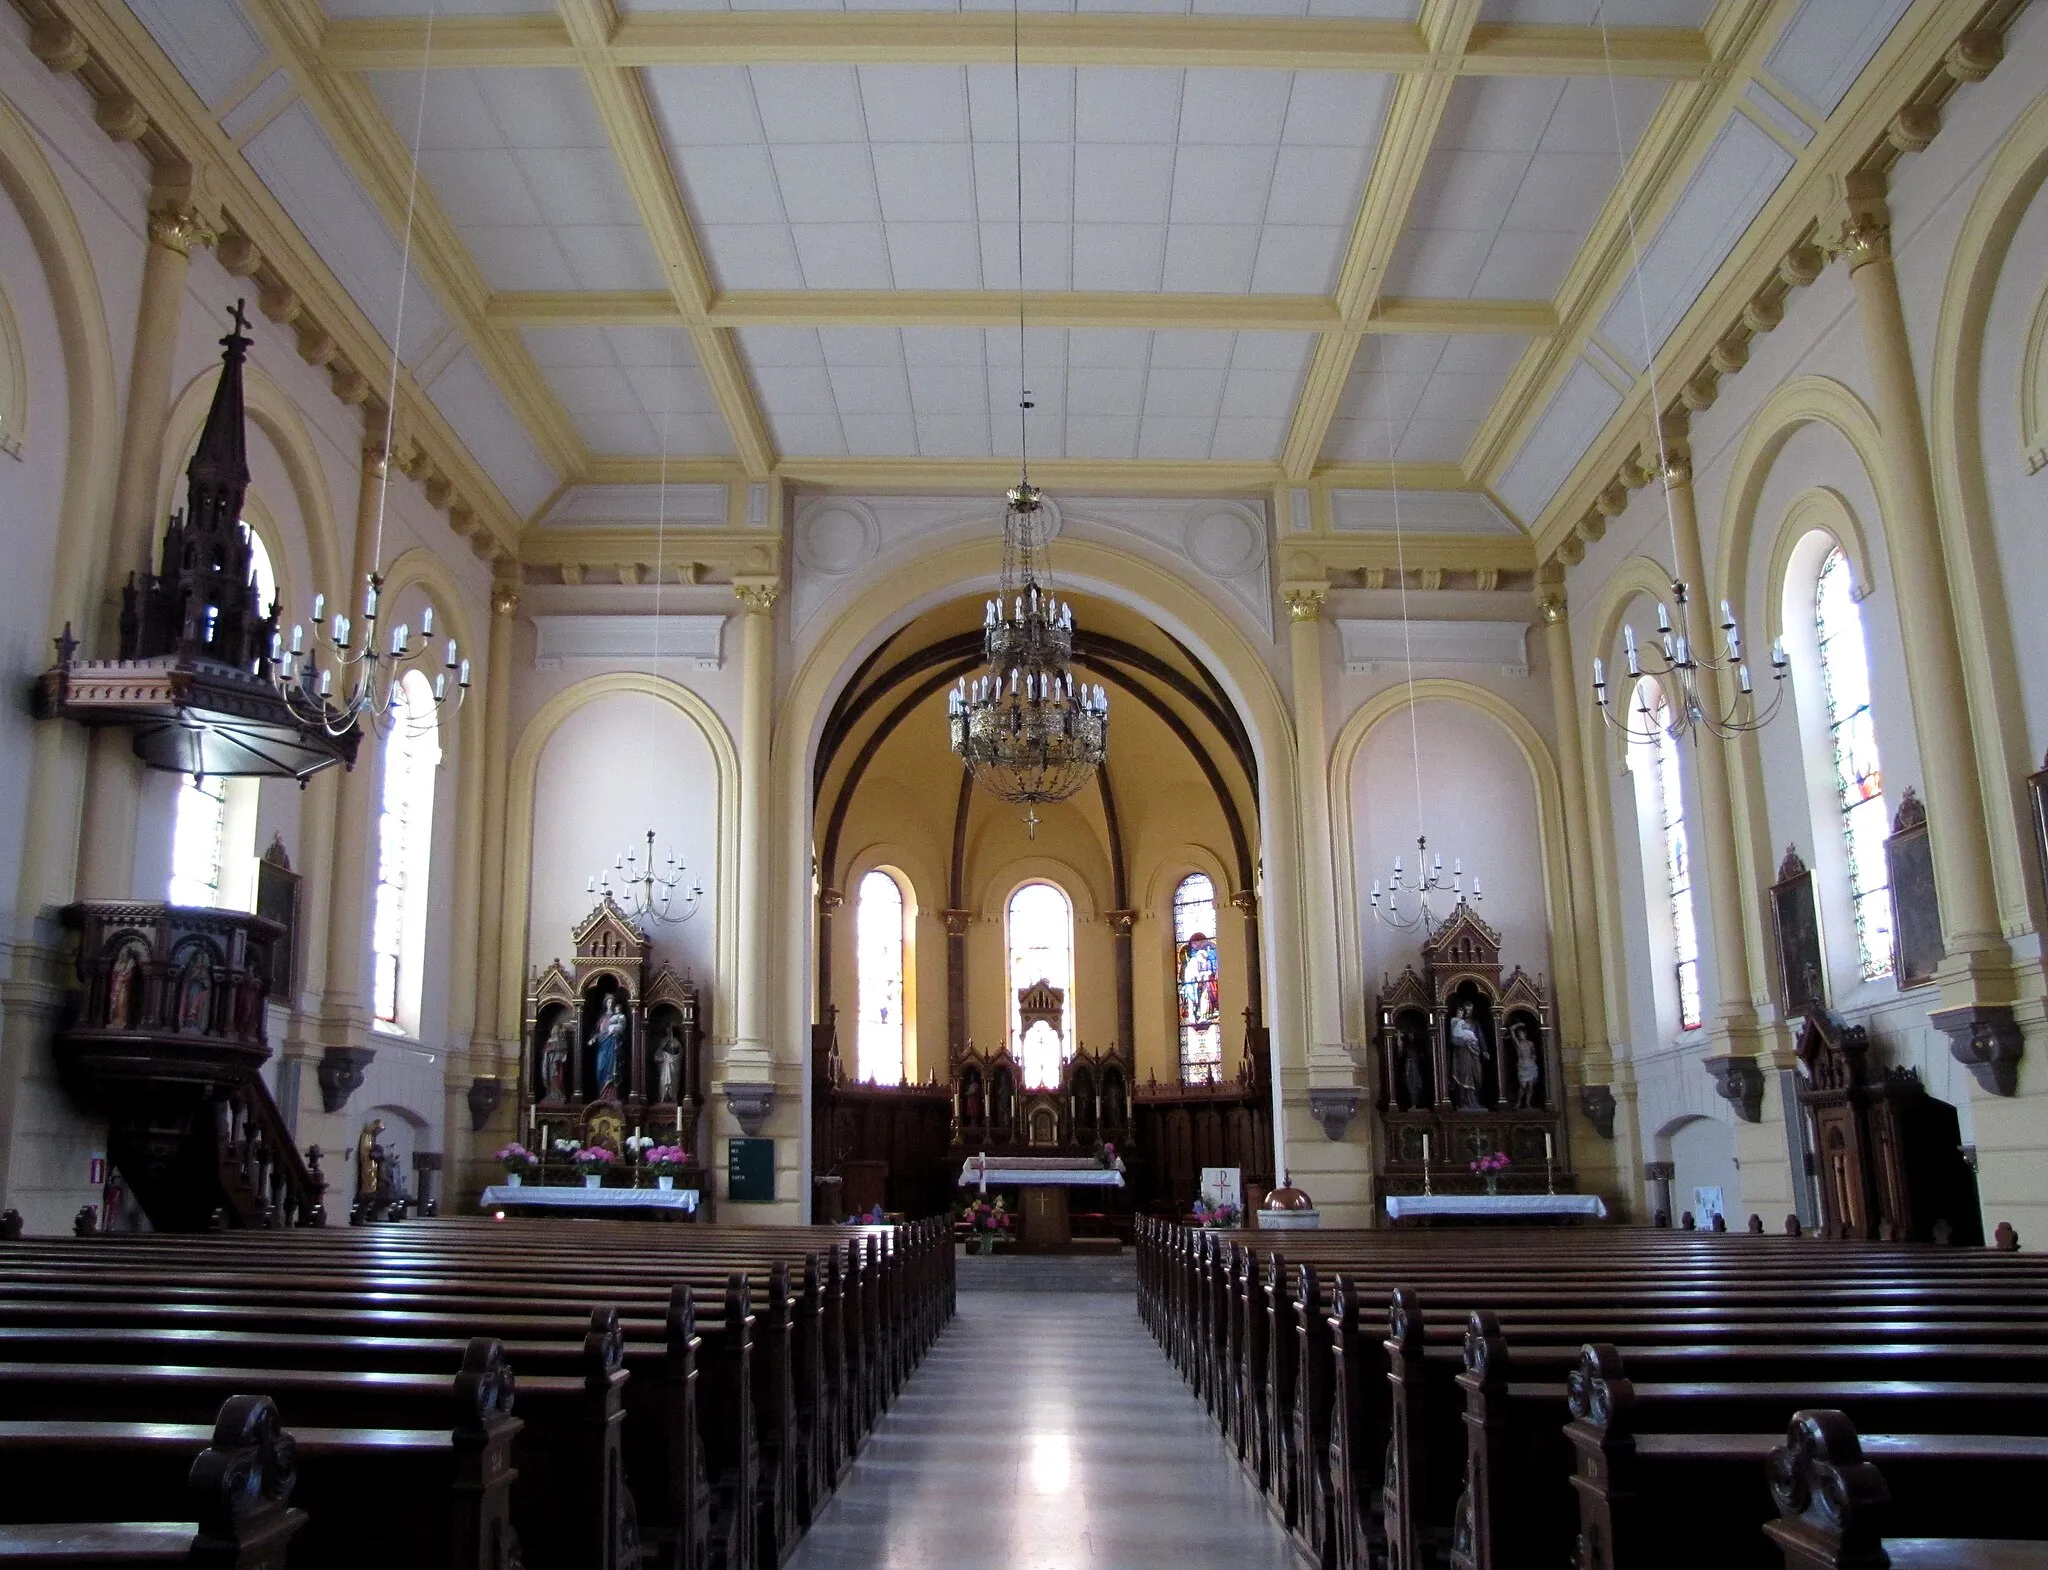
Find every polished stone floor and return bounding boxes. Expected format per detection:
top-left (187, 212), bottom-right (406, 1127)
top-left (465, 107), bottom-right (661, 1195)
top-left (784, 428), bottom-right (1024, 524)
top-left (785, 1280), bottom-right (1301, 1569)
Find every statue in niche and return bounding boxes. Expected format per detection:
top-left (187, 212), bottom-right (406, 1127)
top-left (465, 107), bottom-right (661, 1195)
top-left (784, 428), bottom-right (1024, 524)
top-left (654, 1021), bottom-right (683, 1104)
top-left (590, 994), bottom-right (627, 1099)
top-left (1447, 1002), bottom-right (1490, 1111)
top-left (1400, 1018), bottom-right (1435, 1111)
top-left (355, 1118), bottom-right (385, 1200)
top-left (177, 953), bottom-right (211, 1032)
top-left (540, 1017), bottom-right (571, 1102)
top-left (1510, 1020), bottom-right (1542, 1109)
top-left (108, 945), bottom-right (141, 1028)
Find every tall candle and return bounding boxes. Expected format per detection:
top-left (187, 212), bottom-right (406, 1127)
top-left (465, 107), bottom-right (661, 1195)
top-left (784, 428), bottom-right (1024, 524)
top-left (1422, 1133), bottom-right (1430, 1164)
top-left (1544, 1131), bottom-right (1554, 1160)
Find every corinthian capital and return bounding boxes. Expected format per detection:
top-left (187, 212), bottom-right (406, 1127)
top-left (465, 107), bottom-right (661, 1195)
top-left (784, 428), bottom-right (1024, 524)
top-left (735, 581), bottom-right (781, 615)
top-left (147, 201), bottom-right (214, 256)
top-left (1283, 586), bottom-right (1326, 622)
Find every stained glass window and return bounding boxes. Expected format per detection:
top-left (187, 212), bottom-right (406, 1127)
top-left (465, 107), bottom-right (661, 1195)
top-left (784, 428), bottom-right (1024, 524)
top-left (1007, 882), bottom-right (1073, 1090)
top-left (1173, 872), bottom-right (1223, 1085)
top-left (372, 671), bottom-right (440, 1029)
top-left (1815, 547), bottom-right (1892, 979)
top-left (168, 774), bottom-right (227, 907)
top-left (1638, 678), bottom-right (1703, 1032)
top-left (855, 869), bottom-right (906, 1084)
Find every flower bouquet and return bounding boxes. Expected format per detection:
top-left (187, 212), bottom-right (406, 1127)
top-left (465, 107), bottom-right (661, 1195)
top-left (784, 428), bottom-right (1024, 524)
top-left (1191, 1198), bottom-right (1241, 1229)
top-left (573, 1146), bottom-right (616, 1188)
top-left (494, 1143), bottom-right (537, 1186)
top-left (1469, 1150), bottom-right (1510, 1195)
top-left (960, 1196), bottom-right (1011, 1255)
top-left (643, 1145), bottom-right (690, 1188)
top-left (623, 1133), bottom-right (654, 1162)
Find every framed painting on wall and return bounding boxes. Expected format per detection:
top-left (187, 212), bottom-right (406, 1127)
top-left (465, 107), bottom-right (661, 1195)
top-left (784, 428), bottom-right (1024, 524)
top-left (1769, 845), bottom-right (1827, 1019)
top-left (254, 834), bottom-right (301, 1001)
top-left (1884, 789), bottom-right (1943, 990)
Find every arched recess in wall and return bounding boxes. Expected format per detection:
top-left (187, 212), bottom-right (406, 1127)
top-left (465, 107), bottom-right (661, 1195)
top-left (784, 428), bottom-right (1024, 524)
top-left (1930, 86), bottom-right (2048, 934)
top-left (0, 278), bottom-right (25, 459)
top-left (499, 673), bottom-right (741, 1065)
top-left (1327, 678), bottom-right (1575, 1053)
top-left (1761, 488), bottom-right (1876, 651)
top-left (0, 89), bottom-right (119, 920)
top-left (1580, 555), bottom-right (1719, 1056)
top-left (154, 360), bottom-right (344, 611)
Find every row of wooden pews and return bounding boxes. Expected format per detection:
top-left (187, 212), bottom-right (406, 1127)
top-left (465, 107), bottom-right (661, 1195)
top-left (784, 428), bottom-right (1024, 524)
top-left (1135, 1219), bottom-right (2048, 1570)
top-left (0, 1216), bottom-right (954, 1570)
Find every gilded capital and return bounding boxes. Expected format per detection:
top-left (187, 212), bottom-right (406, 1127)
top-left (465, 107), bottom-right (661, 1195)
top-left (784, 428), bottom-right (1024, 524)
top-left (1229, 888), bottom-right (1258, 914)
top-left (490, 581), bottom-right (521, 620)
top-left (1283, 587), bottom-right (1326, 622)
top-left (147, 201), bottom-right (213, 256)
top-left (735, 581), bottom-right (781, 615)
top-left (1538, 594), bottom-right (1567, 627)
top-left (1835, 210), bottom-right (1892, 274)
top-left (1106, 909), bottom-right (1137, 937)
top-left (1659, 452), bottom-right (1694, 490)
top-left (942, 908), bottom-right (973, 938)
top-left (818, 886), bottom-right (844, 914)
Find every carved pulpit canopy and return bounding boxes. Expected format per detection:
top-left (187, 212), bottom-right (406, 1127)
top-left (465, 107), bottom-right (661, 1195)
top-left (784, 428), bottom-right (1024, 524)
top-left (1794, 1005), bottom-right (1872, 1098)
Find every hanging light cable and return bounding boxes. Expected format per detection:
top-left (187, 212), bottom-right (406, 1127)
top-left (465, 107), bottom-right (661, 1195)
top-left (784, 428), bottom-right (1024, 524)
top-left (1584, 6), bottom-right (1786, 745)
top-left (591, 329), bottom-right (704, 927)
top-left (270, 1), bottom-right (469, 739)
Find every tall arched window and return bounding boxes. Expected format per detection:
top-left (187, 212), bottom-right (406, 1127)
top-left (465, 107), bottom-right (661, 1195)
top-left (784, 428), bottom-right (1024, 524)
top-left (167, 524), bottom-right (278, 909)
top-left (1007, 882), bottom-right (1074, 1090)
top-left (855, 869), bottom-right (907, 1084)
top-left (1815, 546), bottom-right (1892, 978)
top-left (1628, 677), bottom-right (1702, 1033)
top-left (1173, 872), bottom-right (1223, 1086)
top-left (372, 671), bottom-right (441, 1033)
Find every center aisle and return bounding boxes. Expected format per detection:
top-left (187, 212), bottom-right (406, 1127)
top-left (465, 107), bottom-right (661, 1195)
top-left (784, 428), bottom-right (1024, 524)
top-left (787, 1261), bottom-right (1301, 1569)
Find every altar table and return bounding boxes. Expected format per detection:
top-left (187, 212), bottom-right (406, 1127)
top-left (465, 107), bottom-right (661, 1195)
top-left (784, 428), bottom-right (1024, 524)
top-left (958, 1156), bottom-right (1124, 1246)
top-left (1384, 1193), bottom-right (1606, 1225)
top-left (480, 1184), bottom-right (701, 1220)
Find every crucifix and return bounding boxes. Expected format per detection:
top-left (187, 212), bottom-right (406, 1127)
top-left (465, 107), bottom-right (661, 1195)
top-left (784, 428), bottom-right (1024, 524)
top-left (227, 297), bottom-right (251, 336)
top-left (1022, 808), bottom-right (1040, 841)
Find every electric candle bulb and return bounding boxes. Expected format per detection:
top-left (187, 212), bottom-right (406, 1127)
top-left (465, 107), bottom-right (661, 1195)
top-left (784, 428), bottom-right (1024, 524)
top-left (421, 605), bottom-right (434, 636)
top-left (312, 593), bottom-right (326, 622)
top-left (445, 640), bottom-right (458, 669)
top-left (458, 659), bottom-right (471, 688)
top-left (1656, 602), bottom-right (1671, 633)
top-left (291, 625), bottom-right (305, 655)
top-left (434, 672), bottom-right (447, 701)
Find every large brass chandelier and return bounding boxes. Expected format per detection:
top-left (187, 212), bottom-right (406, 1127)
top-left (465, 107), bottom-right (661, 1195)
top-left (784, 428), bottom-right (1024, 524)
top-left (945, 0), bottom-right (1106, 817)
top-left (947, 481), bottom-right (1108, 809)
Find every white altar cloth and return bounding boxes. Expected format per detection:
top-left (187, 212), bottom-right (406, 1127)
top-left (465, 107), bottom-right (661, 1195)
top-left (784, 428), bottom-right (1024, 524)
top-left (957, 1156), bottom-right (1125, 1188)
top-left (1384, 1193), bottom-right (1606, 1221)
top-left (481, 1184), bottom-right (699, 1213)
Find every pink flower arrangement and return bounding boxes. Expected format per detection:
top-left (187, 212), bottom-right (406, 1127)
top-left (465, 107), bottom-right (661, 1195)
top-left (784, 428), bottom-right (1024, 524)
top-left (572, 1145), bottom-right (617, 1171)
top-left (494, 1143), bottom-right (538, 1175)
top-left (959, 1197), bottom-right (1010, 1233)
top-left (643, 1145), bottom-right (690, 1175)
top-left (1192, 1199), bottom-right (1240, 1229)
top-left (1469, 1150), bottom-right (1510, 1176)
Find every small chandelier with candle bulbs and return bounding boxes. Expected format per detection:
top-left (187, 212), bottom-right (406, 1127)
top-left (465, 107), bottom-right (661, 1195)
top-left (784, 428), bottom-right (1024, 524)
top-left (1590, 577), bottom-right (1788, 744)
top-left (590, 829), bottom-right (703, 928)
top-left (1371, 834), bottom-right (1479, 936)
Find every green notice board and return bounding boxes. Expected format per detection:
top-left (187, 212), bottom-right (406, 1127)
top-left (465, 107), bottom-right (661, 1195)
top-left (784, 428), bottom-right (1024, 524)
top-left (727, 1138), bottom-right (775, 1203)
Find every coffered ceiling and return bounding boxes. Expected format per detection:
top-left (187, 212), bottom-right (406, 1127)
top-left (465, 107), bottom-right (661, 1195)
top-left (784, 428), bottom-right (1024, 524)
top-left (101, 0), bottom-right (1930, 541)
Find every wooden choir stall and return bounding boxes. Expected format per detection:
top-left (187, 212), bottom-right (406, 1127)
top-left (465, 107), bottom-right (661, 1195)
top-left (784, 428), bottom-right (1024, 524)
top-left (503, 897), bottom-right (713, 1217)
top-left (1371, 902), bottom-right (1600, 1224)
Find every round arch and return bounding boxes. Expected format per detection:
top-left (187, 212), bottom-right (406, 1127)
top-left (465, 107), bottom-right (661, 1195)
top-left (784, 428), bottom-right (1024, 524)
top-left (1326, 678), bottom-right (1578, 1052)
top-left (0, 88), bottom-right (120, 917)
top-left (1929, 86), bottom-right (2048, 935)
top-left (778, 531), bottom-right (1306, 1184)
top-left (500, 673), bottom-right (741, 1059)
top-left (1761, 487), bottom-right (1877, 651)
top-left (155, 360), bottom-right (345, 609)
top-left (1143, 845), bottom-right (1235, 917)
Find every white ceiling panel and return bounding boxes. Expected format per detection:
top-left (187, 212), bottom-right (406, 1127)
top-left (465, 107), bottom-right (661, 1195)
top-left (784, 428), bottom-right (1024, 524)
top-left (622, 0), bottom-right (1413, 13)
top-left (739, 325), bottom-right (1308, 457)
top-left (645, 64), bottom-right (1389, 295)
top-left (328, 0), bottom-right (554, 12)
top-left (1493, 353), bottom-right (1626, 521)
top-left (1764, 0), bottom-right (1914, 118)
top-left (129, 0), bottom-right (267, 109)
top-left (241, 103), bottom-right (450, 366)
top-left (1476, 0), bottom-right (1710, 19)
top-left (1323, 334), bottom-right (1529, 464)
top-left (521, 327), bottom-right (736, 458)
top-left (369, 70), bottom-right (666, 292)
top-left (1385, 75), bottom-right (1666, 302)
top-left (1597, 110), bottom-right (1794, 370)
top-left (425, 350), bottom-right (559, 515)
top-left (1331, 489), bottom-right (1519, 535)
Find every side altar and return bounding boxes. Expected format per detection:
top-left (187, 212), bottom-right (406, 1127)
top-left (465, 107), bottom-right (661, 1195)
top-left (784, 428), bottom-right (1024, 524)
top-left (515, 897), bottom-right (713, 1207)
top-left (1370, 902), bottom-right (1581, 1213)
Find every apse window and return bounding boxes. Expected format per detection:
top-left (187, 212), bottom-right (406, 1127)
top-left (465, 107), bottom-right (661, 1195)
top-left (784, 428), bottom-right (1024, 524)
top-left (1627, 676), bottom-right (1703, 1034)
top-left (1815, 547), bottom-right (1892, 979)
top-left (372, 671), bottom-right (441, 1034)
top-left (1007, 881), bottom-right (1074, 1090)
top-left (855, 868), bottom-right (907, 1085)
top-left (1174, 872), bottom-right (1223, 1086)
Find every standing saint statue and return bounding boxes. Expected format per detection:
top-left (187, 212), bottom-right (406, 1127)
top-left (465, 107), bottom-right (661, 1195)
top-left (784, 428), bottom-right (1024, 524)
top-left (1510, 1021), bottom-right (1542, 1109)
top-left (540, 1017), bottom-right (571, 1101)
top-left (1396, 1020), bottom-right (1429, 1111)
top-left (590, 994), bottom-right (627, 1098)
top-left (1447, 1002), bottom-right (1489, 1111)
top-left (654, 1022), bottom-right (683, 1104)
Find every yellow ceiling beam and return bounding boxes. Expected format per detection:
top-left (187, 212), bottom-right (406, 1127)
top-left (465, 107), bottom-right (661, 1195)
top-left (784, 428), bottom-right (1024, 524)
top-left (555, 0), bottom-right (775, 476)
top-left (321, 14), bottom-right (1710, 75)
top-left (769, 457), bottom-right (1284, 495)
top-left (1282, 0), bottom-right (1484, 481)
top-left (1310, 462), bottom-right (1474, 491)
top-left (488, 290), bottom-right (1556, 335)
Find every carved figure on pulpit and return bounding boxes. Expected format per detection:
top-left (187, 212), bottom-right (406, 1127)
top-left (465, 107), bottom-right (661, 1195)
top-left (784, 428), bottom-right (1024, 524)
top-left (541, 1017), bottom-right (571, 1101)
top-left (177, 952), bottom-right (211, 1031)
top-left (1510, 1020), bottom-right (1541, 1109)
top-left (1448, 1003), bottom-right (1489, 1110)
top-left (108, 945), bottom-right (141, 1028)
top-left (654, 1021), bottom-right (683, 1104)
top-left (590, 994), bottom-right (626, 1098)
